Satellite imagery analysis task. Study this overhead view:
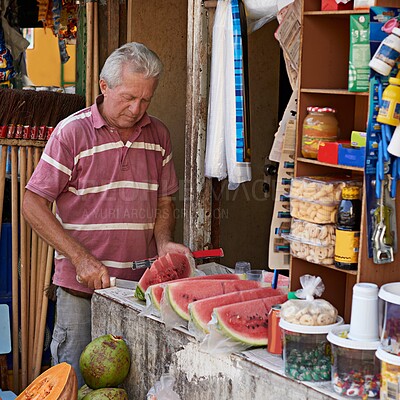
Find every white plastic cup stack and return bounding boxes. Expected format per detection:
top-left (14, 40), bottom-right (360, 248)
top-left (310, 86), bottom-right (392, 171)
top-left (348, 283), bottom-right (379, 342)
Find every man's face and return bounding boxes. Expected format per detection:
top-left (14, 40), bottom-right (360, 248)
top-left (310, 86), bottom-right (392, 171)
top-left (99, 67), bottom-right (159, 130)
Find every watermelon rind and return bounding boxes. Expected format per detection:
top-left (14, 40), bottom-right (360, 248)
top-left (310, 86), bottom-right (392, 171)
top-left (135, 285), bottom-right (145, 301)
top-left (166, 285), bottom-right (190, 321)
top-left (149, 285), bottom-right (162, 310)
top-left (189, 306), bottom-right (207, 334)
top-left (215, 302), bottom-right (269, 347)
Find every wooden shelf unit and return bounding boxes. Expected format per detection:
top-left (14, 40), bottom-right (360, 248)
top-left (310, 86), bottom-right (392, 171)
top-left (291, 0), bottom-right (400, 322)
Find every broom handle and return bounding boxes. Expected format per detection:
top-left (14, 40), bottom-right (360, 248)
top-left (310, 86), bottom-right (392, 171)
top-left (33, 203), bottom-right (55, 379)
top-left (0, 145), bottom-right (7, 242)
top-left (86, 1), bottom-right (94, 107)
top-left (19, 147), bottom-right (28, 389)
top-left (93, 0), bottom-right (99, 100)
top-left (11, 146), bottom-right (19, 392)
top-left (32, 239), bottom-right (48, 379)
top-left (28, 148), bottom-right (41, 381)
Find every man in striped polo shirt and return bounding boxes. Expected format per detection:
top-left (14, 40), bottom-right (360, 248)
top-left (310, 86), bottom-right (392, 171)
top-left (23, 42), bottom-right (191, 385)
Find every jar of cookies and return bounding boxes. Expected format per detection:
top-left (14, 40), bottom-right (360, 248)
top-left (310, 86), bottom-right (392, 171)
top-left (302, 107), bottom-right (339, 159)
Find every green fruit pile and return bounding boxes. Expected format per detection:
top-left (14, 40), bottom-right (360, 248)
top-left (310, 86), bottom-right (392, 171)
top-left (79, 334), bottom-right (131, 400)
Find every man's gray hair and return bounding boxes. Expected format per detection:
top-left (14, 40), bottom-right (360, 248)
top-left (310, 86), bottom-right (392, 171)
top-left (100, 42), bottom-right (163, 88)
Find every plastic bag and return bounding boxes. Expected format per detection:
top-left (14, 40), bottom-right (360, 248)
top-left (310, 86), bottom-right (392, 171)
top-left (280, 298), bottom-right (338, 326)
top-left (159, 283), bottom-right (188, 330)
top-left (294, 274), bottom-right (325, 301)
top-left (199, 312), bottom-right (253, 354)
top-left (147, 374), bottom-right (181, 400)
top-left (205, 0), bottom-right (252, 189)
top-left (243, 0), bottom-right (279, 33)
top-left (204, 0), bottom-right (230, 181)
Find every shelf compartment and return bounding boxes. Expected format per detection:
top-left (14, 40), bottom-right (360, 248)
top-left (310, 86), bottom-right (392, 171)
top-left (296, 157), bottom-right (364, 172)
top-left (296, 92), bottom-right (369, 162)
top-left (303, 0), bottom-right (398, 12)
top-left (301, 15), bottom-right (351, 89)
top-left (301, 88), bottom-right (369, 97)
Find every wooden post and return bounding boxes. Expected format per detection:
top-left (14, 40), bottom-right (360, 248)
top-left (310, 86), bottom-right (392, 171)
top-left (183, 0), bottom-right (213, 251)
top-left (86, 0), bottom-right (94, 107)
top-left (11, 146), bottom-right (19, 392)
top-left (19, 146), bottom-right (28, 389)
top-left (0, 145), bottom-right (7, 241)
top-left (92, 0), bottom-right (99, 100)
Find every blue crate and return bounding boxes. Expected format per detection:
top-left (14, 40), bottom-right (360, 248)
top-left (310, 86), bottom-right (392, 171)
top-left (1, 296), bottom-right (55, 369)
top-left (0, 223), bottom-right (12, 298)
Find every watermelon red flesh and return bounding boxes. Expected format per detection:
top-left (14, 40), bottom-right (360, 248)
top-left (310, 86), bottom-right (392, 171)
top-left (149, 274), bottom-right (240, 310)
top-left (215, 295), bottom-right (288, 346)
top-left (190, 287), bottom-right (285, 334)
top-left (263, 272), bottom-right (289, 287)
top-left (167, 280), bottom-right (262, 321)
top-left (136, 252), bottom-right (193, 299)
top-left (152, 257), bottom-right (179, 280)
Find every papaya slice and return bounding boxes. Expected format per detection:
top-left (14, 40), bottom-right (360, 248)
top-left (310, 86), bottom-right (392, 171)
top-left (17, 362), bottom-right (78, 400)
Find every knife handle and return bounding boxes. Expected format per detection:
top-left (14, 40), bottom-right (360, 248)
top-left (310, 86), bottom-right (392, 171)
top-left (192, 248), bottom-right (224, 259)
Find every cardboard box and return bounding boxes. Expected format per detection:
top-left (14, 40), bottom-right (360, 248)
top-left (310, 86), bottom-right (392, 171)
top-left (322, 0), bottom-right (353, 10)
top-left (338, 144), bottom-right (366, 167)
top-left (348, 14), bottom-right (370, 92)
top-left (351, 131), bottom-right (367, 147)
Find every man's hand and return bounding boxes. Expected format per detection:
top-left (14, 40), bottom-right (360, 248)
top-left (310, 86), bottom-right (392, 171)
top-left (157, 241), bottom-right (192, 257)
top-left (74, 253), bottom-right (110, 290)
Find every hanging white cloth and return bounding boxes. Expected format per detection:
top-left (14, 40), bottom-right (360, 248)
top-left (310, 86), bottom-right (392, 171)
top-left (205, 0), bottom-right (251, 190)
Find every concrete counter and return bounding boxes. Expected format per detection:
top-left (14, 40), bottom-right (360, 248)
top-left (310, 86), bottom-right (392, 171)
top-left (91, 288), bottom-right (343, 400)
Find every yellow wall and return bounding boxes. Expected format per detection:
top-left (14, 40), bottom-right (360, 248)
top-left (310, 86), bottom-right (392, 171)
top-left (25, 28), bottom-right (76, 88)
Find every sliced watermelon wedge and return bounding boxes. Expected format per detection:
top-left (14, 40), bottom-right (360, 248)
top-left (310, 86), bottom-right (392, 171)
top-left (190, 288), bottom-right (286, 334)
top-left (135, 253), bottom-right (194, 300)
top-left (149, 274), bottom-right (240, 310)
top-left (166, 280), bottom-right (262, 321)
top-left (215, 296), bottom-right (288, 346)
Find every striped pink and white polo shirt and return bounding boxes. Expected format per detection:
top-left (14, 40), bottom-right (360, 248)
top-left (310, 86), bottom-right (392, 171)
top-left (26, 96), bottom-right (179, 293)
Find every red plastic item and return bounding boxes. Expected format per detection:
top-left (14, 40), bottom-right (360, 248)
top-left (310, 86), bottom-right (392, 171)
top-left (317, 141), bottom-right (351, 165)
top-left (321, 0), bottom-right (353, 10)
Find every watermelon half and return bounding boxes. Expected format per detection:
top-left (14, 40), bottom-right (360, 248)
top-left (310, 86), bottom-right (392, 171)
top-left (166, 280), bottom-right (262, 321)
top-left (215, 296), bottom-right (288, 346)
top-left (135, 253), bottom-right (194, 300)
top-left (149, 274), bottom-right (240, 310)
top-left (190, 288), bottom-right (286, 334)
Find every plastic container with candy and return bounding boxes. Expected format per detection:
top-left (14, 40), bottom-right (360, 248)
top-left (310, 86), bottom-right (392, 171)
top-left (379, 282), bottom-right (400, 356)
top-left (327, 325), bottom-right (380, 398)
top-left (375, 347), bottom-right (400, 399)
top-left (280, 316), bottom-right (343, 382)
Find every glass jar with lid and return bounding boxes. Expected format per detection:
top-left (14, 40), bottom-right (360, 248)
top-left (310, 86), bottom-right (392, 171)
top-left (301, 107), bottom-right (339, 159)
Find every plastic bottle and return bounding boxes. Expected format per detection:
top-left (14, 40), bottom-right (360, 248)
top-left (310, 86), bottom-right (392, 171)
top-left (369, 27), bottom-right (400, 76)
top-left (377, 73), bottom-right (400, 126)
top-left (334, 186), bottom-right (362, 270)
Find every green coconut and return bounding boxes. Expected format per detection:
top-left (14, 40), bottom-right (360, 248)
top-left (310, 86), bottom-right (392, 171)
top-left (78, 384), bottom-right (94, 400)
top-left (79, 334), bottom-right (131, 389)
top-left (82, 388), bottom-right (128, 400)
